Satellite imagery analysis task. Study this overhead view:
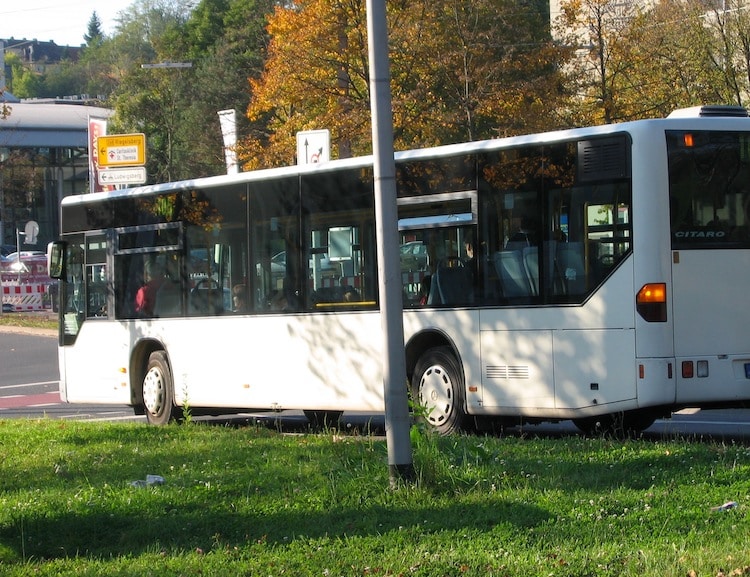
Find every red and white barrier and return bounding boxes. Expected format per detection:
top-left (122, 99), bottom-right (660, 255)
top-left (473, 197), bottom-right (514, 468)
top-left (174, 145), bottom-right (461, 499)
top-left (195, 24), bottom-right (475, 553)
top-left (1, 282), bottom-right (51, 311)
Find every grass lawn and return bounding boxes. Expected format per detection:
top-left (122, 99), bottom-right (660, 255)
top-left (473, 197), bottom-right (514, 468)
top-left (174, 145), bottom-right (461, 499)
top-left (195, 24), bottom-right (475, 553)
top-left (0, 419), bottom-right (749, 576)
top-left (0, 313), bottom-right (57, 332)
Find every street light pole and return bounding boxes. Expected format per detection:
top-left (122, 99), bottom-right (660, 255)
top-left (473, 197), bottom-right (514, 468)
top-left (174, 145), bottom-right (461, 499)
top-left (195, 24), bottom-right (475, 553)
top-left (366, 0), bottom-right (415, 486)
top-left (0, 147), bottom-right (7, 247)
top-left (15, 228), bottom-right (22, 283)
top-left (0, 148), bottom-right (7, 315)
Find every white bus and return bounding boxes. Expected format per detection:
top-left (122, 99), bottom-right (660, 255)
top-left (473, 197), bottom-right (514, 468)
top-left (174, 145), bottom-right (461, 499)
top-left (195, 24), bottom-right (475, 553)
top-left (48, 105), bottom-right (750, 434)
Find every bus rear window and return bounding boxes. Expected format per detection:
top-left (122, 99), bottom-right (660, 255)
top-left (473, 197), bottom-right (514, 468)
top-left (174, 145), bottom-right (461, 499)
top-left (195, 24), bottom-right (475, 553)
top-left (668, 130), bottom-right (750, 249)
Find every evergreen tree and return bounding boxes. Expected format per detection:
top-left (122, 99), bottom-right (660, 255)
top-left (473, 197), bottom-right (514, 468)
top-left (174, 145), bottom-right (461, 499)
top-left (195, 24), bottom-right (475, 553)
top-left (84, 12), bottom-right (104, 47)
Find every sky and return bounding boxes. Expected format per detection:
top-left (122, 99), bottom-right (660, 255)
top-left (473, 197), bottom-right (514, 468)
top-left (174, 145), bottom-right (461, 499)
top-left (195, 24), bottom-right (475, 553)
top-left (0, 1), bottom-right (135, 47)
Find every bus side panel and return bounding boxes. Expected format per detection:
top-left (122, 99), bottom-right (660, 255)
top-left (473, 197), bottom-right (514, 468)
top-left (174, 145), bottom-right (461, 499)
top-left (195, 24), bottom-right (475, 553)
top-left (479, 330), bottom-right (555, 408)
top-left (162, 313), bottom-right (386, 413)
top-left (60, 322), bottom-right (133, 405)
top-left (478, 258), bottom-right (639, 414)
top-left (672, 249), bottom-right (750, 404)
top-left (672, 250), bottom-right (750, 357)
top-left (553, 328), bottom-right (635, 409)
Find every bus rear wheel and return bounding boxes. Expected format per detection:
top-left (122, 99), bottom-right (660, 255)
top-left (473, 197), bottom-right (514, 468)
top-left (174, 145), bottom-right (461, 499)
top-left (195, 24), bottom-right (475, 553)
top-left (142, 351), bottom-right (177, 426)
top-left (411, 346), bottom-right (466, 435)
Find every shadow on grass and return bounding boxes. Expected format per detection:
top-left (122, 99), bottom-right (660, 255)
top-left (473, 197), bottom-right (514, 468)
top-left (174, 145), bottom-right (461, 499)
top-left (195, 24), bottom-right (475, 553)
top-left (0, 417), bottom-right (735, 563)
top-left (0, 498), bottom-right (550, 560)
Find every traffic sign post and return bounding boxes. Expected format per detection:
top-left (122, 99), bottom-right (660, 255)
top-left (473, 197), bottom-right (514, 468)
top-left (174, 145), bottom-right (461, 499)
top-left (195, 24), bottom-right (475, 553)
top-left (98, 167), bottom-right (148, 186)
top-left (97, 133), bottom-right (146, 167)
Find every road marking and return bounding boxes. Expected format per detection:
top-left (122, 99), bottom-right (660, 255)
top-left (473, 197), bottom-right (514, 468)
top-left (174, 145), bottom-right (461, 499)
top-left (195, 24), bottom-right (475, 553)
top-left (0, 391), bottom-right (61, 409)
top-left (0, 381), bottom-right (59, 390)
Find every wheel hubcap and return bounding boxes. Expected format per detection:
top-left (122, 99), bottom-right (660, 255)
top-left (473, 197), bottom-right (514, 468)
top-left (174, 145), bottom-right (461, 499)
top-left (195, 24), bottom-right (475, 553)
top-left (143, 367), bottom-right (164, 415)
top-left (418, 365), bottom-right (453, 425)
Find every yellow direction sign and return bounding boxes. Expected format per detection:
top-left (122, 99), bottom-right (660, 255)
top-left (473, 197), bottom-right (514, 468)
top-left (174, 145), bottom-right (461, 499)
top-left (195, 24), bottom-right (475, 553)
top-left (97, 133), bottom-right (146, 167)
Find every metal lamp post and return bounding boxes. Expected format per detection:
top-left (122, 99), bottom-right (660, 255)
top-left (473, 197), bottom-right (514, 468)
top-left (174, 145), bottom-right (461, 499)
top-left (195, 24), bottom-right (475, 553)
top-left (0, 147), bottom-right (7, 314)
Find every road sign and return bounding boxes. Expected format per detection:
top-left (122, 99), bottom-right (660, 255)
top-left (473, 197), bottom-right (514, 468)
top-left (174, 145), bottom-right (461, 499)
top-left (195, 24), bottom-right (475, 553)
top-left (97, 133), bottom-right (146, 167)
top-left (98, 166), bottom-right (148, 186)
top-left (296, 129), bottom-right (330, 165)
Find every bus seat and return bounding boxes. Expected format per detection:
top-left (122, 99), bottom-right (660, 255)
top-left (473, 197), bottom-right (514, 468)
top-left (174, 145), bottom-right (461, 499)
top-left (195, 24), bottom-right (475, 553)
top-left (522, 247), bottom-right (539, 296)
top-left (189, 287), bottom-right (224, 315)
top-left (556, 243), bottom-right (586, 295)
top-left (493, 250), bottom-right (532, 298)
top-left (154, 282), bottom-right (181, 317)
top-left (428, 259), bottom-right (473, 305)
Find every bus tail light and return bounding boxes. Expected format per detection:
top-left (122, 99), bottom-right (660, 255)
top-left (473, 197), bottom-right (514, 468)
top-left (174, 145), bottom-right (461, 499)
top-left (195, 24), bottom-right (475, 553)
top-left (682, 360), bottom-right (709, 379)
top-left (636, 283), bottom-right (667, 322)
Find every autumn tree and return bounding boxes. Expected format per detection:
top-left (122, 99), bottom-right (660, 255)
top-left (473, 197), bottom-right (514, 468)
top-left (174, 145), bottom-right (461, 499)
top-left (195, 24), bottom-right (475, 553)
top-left (553, 0), bottom-right (750, 124)
top-left (422, 0), bottom-right (569, 139)
top-left (554, 0), bottom-right (647, 124)
top-left (240, 0), bottom-right (568, 170)
top-left (697, 0), bottom-right (750, 107)
top-left (610, 0), bottom-right (726, 119)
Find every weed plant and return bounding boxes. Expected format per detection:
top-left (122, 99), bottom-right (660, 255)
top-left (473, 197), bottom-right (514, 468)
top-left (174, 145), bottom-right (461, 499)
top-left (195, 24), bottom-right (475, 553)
top-left (0, 419), bottom-right (749, 576)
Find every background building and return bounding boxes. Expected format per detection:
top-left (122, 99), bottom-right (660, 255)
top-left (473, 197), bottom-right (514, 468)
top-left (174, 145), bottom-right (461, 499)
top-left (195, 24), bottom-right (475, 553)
top-left (0, 100), bottom-right (112, 250)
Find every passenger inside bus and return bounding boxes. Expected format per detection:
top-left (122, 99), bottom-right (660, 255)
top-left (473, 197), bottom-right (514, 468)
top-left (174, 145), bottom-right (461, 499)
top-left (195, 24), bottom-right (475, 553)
top-left (135, 261), bottom-right (166, 316)
top-left (232, 284), bottom-right (249, 313)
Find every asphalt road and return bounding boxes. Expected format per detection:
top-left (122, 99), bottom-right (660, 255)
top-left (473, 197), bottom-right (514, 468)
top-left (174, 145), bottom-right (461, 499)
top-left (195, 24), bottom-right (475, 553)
top-left (0, 326), bottom-right (138, 421)
top-left (2, 325), bottom-right (750, 440)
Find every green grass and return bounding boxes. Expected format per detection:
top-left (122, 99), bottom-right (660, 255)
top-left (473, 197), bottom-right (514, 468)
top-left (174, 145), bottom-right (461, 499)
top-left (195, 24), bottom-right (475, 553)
top-left (1, 419), bottom-right (749, 576)
top-left (0, 313), bottom-right (57, 331)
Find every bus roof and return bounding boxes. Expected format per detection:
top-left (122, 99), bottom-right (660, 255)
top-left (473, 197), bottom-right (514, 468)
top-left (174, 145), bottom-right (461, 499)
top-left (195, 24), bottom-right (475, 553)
top-left (63, 108), bottom-right (750, 207)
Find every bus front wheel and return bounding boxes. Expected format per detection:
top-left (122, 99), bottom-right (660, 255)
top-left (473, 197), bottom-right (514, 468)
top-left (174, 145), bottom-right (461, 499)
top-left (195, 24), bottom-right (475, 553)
top-left (411, 346), bottom-right (466, 435)
top-left (142, 351), bottom-right (176, 426)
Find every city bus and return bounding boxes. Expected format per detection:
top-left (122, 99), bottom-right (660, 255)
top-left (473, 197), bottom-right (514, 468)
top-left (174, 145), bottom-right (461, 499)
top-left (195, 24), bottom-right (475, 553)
top-left (48, 104), bottom-right (750, 434)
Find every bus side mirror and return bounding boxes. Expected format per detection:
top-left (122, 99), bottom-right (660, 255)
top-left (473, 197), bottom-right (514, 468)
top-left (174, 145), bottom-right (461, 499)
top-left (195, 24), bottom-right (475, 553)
top-left (47, 241), bottom-right (66, 279)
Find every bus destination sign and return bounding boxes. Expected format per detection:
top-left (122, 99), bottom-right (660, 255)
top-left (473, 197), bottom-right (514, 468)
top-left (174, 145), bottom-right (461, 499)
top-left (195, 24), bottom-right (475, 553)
top-left (97, 133), bottom-right (146, 167)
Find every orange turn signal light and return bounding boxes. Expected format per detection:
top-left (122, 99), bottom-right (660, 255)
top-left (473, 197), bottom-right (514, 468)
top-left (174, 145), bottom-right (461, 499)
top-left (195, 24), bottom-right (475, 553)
top-left (637, 283), bottom-right (666, 304)
top-left (637, 283), bottom-right (667, 322)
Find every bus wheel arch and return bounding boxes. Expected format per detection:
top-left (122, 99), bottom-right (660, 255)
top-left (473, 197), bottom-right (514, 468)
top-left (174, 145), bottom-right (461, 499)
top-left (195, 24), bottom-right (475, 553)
top-left (407, 332), bottom-right (467, 435)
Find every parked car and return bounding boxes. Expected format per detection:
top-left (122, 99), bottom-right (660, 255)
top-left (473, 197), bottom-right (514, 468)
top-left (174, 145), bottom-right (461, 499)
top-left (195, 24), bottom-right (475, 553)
top-left (400, 241), bottom-right (429, 272)
top-left (1, 250), bottom-right (48, 279)
top-left (3, 250), bottom-right (45, 261)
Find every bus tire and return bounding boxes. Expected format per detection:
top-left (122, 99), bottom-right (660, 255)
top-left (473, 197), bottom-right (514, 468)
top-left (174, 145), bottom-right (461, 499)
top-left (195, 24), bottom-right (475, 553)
top-left (142, 351), bottom-right (176, 426)
top-left (411, 346), bottom-right (466, 435)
